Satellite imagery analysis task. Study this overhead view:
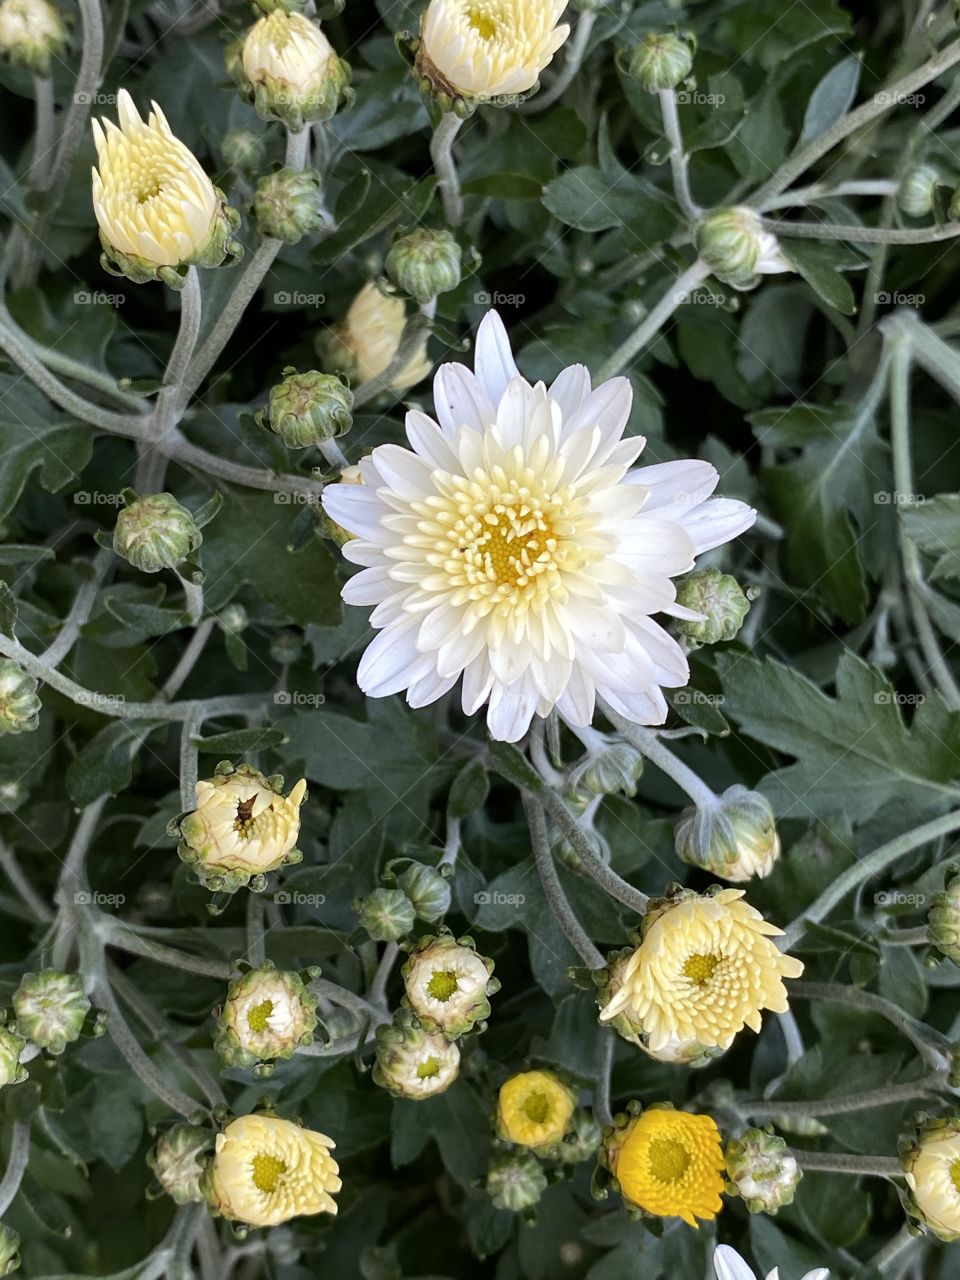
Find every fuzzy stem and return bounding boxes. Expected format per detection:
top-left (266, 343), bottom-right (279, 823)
top-left (539, 788), bottom-right (649, 915)
top-left (791, 982), bottom-right (951, 1068)
top-left (0, 1123), bottom-right (30, 1217)
top-left (431, 113), bottom-right (465, 227)
top-left (99, 921), bottom-right (234, 979)
top-left (765, 218), bottom-right (960, 245)
top-left (595, 258), bottom-right (710, 383)
top-left (791, 1149), bottom-right (903, 1178)
top-left (245, 893), bottom-right (266, 967)
top-left (601, 705), bottom-right (718, 808)
top-left (153, 267), bottom-right (203, 443)
top-left (40, 547), bottom-right (113, 668)
top-left (760, 179), bottom-right (900, 211)
top-left (523, 792), bottom-right (604, 969)
top-left (743, 1075), bottom-right (945, 1119)
top-left (659, 90), bottom-right (698, 221)
top-left (527, 12), bottom-right (596, 113)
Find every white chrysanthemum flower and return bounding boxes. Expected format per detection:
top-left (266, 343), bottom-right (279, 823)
top-left (91, 90), bottom-right (235, 279)
top-left (419, 0), bottom-right (570, 99)
top-left (204, 1114), bottom-right (340, 1228)
top-left (243, 11), bottom-right (332, 89)
top-left (714, 1244), bottom-right (828, 1280)
top-left (322, 311), bottom-right (756, 742)
top-left (904, 1123), bottom-right (960, 1240)
top-left (403, 936), bottom-right (495, 1036)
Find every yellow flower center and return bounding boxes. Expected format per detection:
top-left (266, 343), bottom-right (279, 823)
top-left (467, 7), bottom-right (497, 39)
top-left (683, 953), bottom-right (722, 985)
top-left (251, 1153), bottom-right (287, 1194)
top-left (950, 1158), bottom-right (960, 1194)
top-left (521, 1089), bottom-right (552, 1125)
top-left (426, 968), bottom-right (460, 1002)
top-left (247, 1000), bottom-right (274, 1034)
top-left (416, 1056), bottom-right (441, 1079)
top-left (647, 1136), bottom-right (690, 1183)
top-left (134, 174), bottom-right (162, 204)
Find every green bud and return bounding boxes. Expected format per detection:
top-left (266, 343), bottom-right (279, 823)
top-left (565, 739), bottom-right (644, 808)
top-left (697, 206), bottom-right (788, 291)
top-left (258, 367), bottom-right (354, 448)
top-left (929, 872), bottom-right (960, 964)
top-left (269, 630), bottom-right (303, 664)
top-left (401, 930), bottom-right (498, 1038)
top-left (372, 1008), bottom-right (460, 1099)
top-left (252, 167), bottom-right (325, 244)
top-left (148, 1123), bottom-right (214, 1204)
top-left (0, 0), bottom-right (67, 77)
top-left (113, 492), bottom-right (202, 574)
top-left (219, 129), bottom-right (266, 174)
top-left (214, 962), bottom-right (317, 1070)
top-left (13, 969), bottom-right (90, 1055)
top-left (624, 32), bottom-right (694, 93)
top-left (218, 604), bottom-right (248, 635)
top-left (397, 862), bottom-right (451, 923)
top-left (725, 1127), bottom-right (801, 1215)
top-left (0, 1224), bottom-right (19, 1276)
top-left (0, 661), bottom-right (40, 735)
top-left (674, 568), bottom-right (753, 645)
top-left (356, 887), bottom-right (416, 941)
top-left (0, 1026), bottom-right (26, 1089)
top-left (385, 229), bottom-right (463, 305)
top-left (552, 1109), bottom-right (603, 1164)
top-left (486, 1150), bottom-right (547, 1212)
top-left (675, 785), bottom-right (780, 882)
top-left (898, 162), bottom-right (948, 218)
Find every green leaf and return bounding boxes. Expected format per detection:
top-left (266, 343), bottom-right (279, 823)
top-left (66, 721), bottom-right (142, 804)
top-left (193, 726), bottom-right (288, 754)
top-left (0, 582), bottom-right (16, 638)
top-left (0, 374), bottom-right (93, 520)
top-left (487, 740), bottom-right (543, 793)
top-left (718, 650), bottom-right (960, 822)
top-left (448, 757), bottom-right (490, 818)
top-left (800, 56), bottom-right (862, 144)
top-left (780, 238), bottom-right (858, 314)
top-left (542, 167), bottom-right (674, 239)
top-left (901, 494), bottom-right (960, 581)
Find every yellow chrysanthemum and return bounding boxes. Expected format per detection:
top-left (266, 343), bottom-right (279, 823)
top-left (606, 1106), bottom-right (724, 1226)
top-left (496, 1069), bottom-right (576, 1152)
top-left (328, 283), bottom-right (432, 391)
top-left (599, 888), bottom-right (803, 1053)
top-left (418, 0), bottom-right (570, 100)
top-left (204, 1114), bottom-right (341, 1228)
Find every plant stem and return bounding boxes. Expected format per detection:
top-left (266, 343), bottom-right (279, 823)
top-left (760, 179), bottom-right (900, 211)
top-left (99, 920), bottom-right (234, 979)
top-left (522, 792), bottom-right (604, 969)
top-left (245, 893), bottom-right (266, 966)
top-left (528, 12), bottom-right (596, 114)
top-left (743, 1075), bottom-right (944, 1119)
top-left (888, 341), bottom-right (960, 708)
top-left (154, 267), bottom-right (203, 439)
top-left (431, 113), bottom-right (465, 227)
top-left (765, 218), bottom-right (960, 244)
top-left (753, 37), bottom-right (960, 204)
top-left (791, 982), bottom-right (952, 1068)
top-left (790, 1149), bottom-right (903, 1178)
top-left (881, 925), bottom-right (930, 946)
top-left (659, 90), bottom-right (698, 221)
top-left (0, 838), bottom-right (52, 922)
top-left (160, 426), bottom-right (327, 501)
top-left (309, 977), bottom-right (388, 1027)
top-left (539, 788), bottom-right (649, 915)
top-left (368, 942), bottom-right (399, 1008)
top-left (782, 808), bottom-right (960, 948)
top-left (28, 76), bottom-right (55, 186)
top-left (0, 1122), bottom-right (30, 1217)
top-left (595, 259), bottom-right (710, 382)
top-left (40, 547), bottom-right (113, 668)
top-left (600, 704), bottom-right (718, 807)
top-left (594, 1030), bottom-right (614, 1127)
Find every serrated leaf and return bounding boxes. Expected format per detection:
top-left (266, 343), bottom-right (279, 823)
top-left (0, 374), bottom-right (94, 520)
top-left (901, 494), bottom-right (960, 582)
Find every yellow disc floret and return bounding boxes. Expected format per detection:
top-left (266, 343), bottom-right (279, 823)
top-left (497, 1069), bottom-right (576, 1153)
top-left (605, 1106), bottom-right (725, 1226)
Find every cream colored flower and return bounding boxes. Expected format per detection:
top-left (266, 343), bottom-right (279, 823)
top-left (599, 888), bottom-right (803, 1054)
top-left (402, 934), bottom-right (496, 1037)
top-left (173, 762), bottom-right (307, 892)
top-left (904, 1120), bottom-right (960, 1240)
top-left (92, 90), bottom-right (240, 286)
top-left (325, 283), bottom-right (432, 391)
top-left (236, 10), bottom-right (349, 130)
top-left (373, 1010), bottom-right (461, 1099)
top-left (496, 1069), bottom-right (576, 1153)
top-left (418, 0), bottom-right (570, 101)
top-left (215, 965), bottom-right (317, 1069)
top-left (204, 1114), bottom-right (340, 1228)
top-left (0, 0), bottom-right (65, 74)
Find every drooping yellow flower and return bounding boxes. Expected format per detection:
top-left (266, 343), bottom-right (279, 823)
top-left (204, 1114), bottom-right (340, 1228)
top-left (599, 888), bottom-right (803, 1055)
top-left (172, 761), bottom-right (307, 892)
top-left (496, 1069), bottom-right (576, 1154)
top-left (903, 1116), bottom-right (960, 1241)
top-left (234, 10), bottom-right (350, 131)
top-left (603, 1105), bottom-right (724, 1226)
top-left (417, 0), bottom-right (570, 102)
top-left (323, 283), bottom-right (432, 391)
top-left (92, 89), bottom-right (241, 286)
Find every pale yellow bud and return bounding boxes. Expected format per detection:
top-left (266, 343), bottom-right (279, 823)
top-left (234, 11), bottom-right (350, 131)
top-left (323, 283), bottom-right (431, 391)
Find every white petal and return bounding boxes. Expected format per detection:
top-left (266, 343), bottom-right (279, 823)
top-left (433, 363), bottom-right (496, 436)
top-left (555, 664), bottom-right (596, 726)
top-left (405, 410), bottom-right (461, 469)
top-left (616, 515), bottom-right (697, 575)
top-left (406, 668), bottom-right (458, 709)
top-left (461, 655), bottom-right (496, 715)
top-left (628, 459), bottom-right (719, 518)
top-left (549, 364), bottom-right (592, 420)
top-left (599, 683), bottom-right (668, 725)
top-left (341, 567), bottom-right (393, 606)
top-left (496, 377), bottom-right (540, 450)
top-left (680, 497), bottom-right (757, 554)
top-left (322, 485), bottom-right (388, 542)
top-left (369, 443), bottom-right (433, 502)
top-left (486, 680), bottom-right (538, 742)
top-left (357, 617), bottom-right (422, 697)
top-left (630, 615), bottom-right (689, 685)
top-left (714, 1246), bottom-right (756, 1280)
top-left (473, 311), bottom-right (520, 405)
top-left (562, 377), bottom-right (632, 456)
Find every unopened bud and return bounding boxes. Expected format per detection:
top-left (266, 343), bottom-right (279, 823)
top-left (675, 786), bottom-right (780, 882)
top-left (899, 162), bottom-right (948, 218)
top-left (385, 229), bottom-right (463, 305)
top-left (148, 1123), bottom-right (213, 1204)
top-left (675, 568), bottom-right (753, 646)
top-left (486, 1149), bottom-right (547, 1212)
top-left (372, 1008), bottom-right (460, 1099)
top-left (697, 206), bottom-right (791, 291)
top-left (397, 862), bottom-right (451, 923)
top-left (258, 367), bottom-right (353, 447)
top-left (219, 129), bottom-right (266, 175)
top-left (113, 492), bottom-right (202, 574)
top-left (0, 661), bottom-right (40, 735)
top-left (231, 11), bottom-right (351, 132)
top-left (725, 1127), bottom-right (801, 1214)
top-left (13, 969), bottom-right (90, 1055)
top-left (356, 887), bottom-right (416, 941)
top-left (252, 167), bottom-right (325, 244)
top-left (0, 0), bottom-right (66, 76)
top-left (624, 32), bottom-right (694, 93)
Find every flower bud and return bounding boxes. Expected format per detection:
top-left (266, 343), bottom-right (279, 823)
top-left (725, 1127), bottom-right (801, 1214)
top-left (0, 0), bottom-right (66, 75)
top-left (565, 740), bottom-right (644, 808)
top-left (929, 872), bottom-right (960, 964)
top-left (902, 1113), bottom-right (960, 1240)
top-left (385, 229), bottom-right (463, 305)
top-left (92, 91), bottom-right (242, 289)
top-left (252, 167), bottom-right (325, 244)
top-left (552, 1108), bottom-right (603, 1164)
top-left (356, 887), bottom-right (416, 941)
top-left (486, 1150), bottom-right (547, 1212)
top-left (12, 969), bottom-right (90, 1055)
top-left (0, 661), bottom-right (40, 735)
top-left (269, 631), bottom-right (303, 664)
top-left (496, 1069), bottom-right (577, 1156)
top-left (219, 128), bottom-right (266, 175)
top-left (214, 963), bottom-right (317, 1072)
top-left (171, 761), bottom-right (307, 892)
top-left (113, 492), bottom-right (202, 574)
top-left (397, 862), bottom-right (451, 924)
top-left (0, 1026), bottom-right (26, 1089)
top-left (321, 283), bottom-right (432, 392)
top-left (624, 33), bottom-right (694, 93)
top-left (898, 162), bottom-right (948, 218)
top-left (231, 11), bottom-right (351, 132)
top-left (148, 1123), bottom-right (213, 1204)
top-left (218, 603), bottom-right (248, 635)
top-left (258, 367), bottom-right (353, 448)
top-left (674, 568), bottom-right (753, 646)
top-left (402, 932), bottom-right (497, 1038)
top-left (372, 1009), bottom-right (460, 1099)
top-left (675, 786), bottom-right (781, 883)
top-left (697, 206), bottom-right (791, 291)
top-left (0, 1225), bottom-right (18, 1276)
